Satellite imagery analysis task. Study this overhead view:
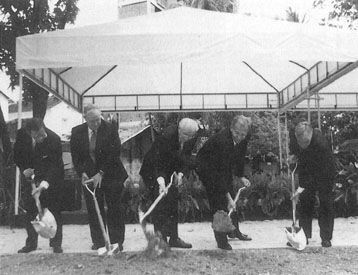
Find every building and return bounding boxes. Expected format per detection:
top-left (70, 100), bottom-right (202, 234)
top-left (118, 0), bottom-right (171, 18)
top-left (8, 97), bottom-right (83, 140)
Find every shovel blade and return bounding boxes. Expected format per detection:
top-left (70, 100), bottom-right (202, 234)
top-left (212, 210), bottom-right (235, 233)
top-left (285, 227), bottom-right (307, 251)
top-left (31, 208), bottom-right (57, 239)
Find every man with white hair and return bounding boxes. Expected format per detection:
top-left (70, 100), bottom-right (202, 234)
top-left (140, 117), bottom-right (199, 248)
top-left (70, 104), bottom-right (128, 251)
top-left (289, 121), bottom-right (335, 248)
top-left (197, 115), bottom-right (252, 250)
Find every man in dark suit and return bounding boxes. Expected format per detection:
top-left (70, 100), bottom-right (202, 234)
top-left (70, 105), bottom-right (128, 251)
top-left (289, 121), bottom-right (335, 248)
top-left (140, 118), bottom-right (199, 248)
top-left (197, 115), bottom-right (252, 250)
top-left (14, 118), bottom-right (64, 253)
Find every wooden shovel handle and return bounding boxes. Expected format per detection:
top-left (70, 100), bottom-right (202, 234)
top-left (228, 186), bottom-right (246, 216)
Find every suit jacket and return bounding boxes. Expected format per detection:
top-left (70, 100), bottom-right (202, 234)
top-left (140, 125), bottom-right (197, 190)
top-left (197, 128), bottom-right (249, 195)
top-left (289, 128), bottom-right (335, 189)
top-left (14, 127), bottom-right (64, 209)
top-left (14, 128), bottom-right (34, 171)
top-left (70, 120), bottom-right (128, 185)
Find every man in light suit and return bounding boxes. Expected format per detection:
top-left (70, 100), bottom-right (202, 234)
top-left (70, 105), bottom-right (128, 251)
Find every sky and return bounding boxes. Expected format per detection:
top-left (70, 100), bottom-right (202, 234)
top-left (1, 0), bottom-right (327, 101)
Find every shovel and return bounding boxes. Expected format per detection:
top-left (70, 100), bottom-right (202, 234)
top-left (138, 172), bottom-right (178, 257)
top-left (83, 179), bottom-right (119, 256)
top-left (30, 181), bottom-right (57, 239)
top-left (285, 163), bottom-right (307, 251)
top-left (212, 186), bottom-right (246, 233)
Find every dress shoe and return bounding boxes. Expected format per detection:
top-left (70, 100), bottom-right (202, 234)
top-left (321, 240), bottom-right (332, 248)
top-left (217, 242), bottom-right (232, 250)
top-left (169, 238), bottom-right (192, 249)
top-left (237, 233), bottom-right (252, 241)
top-left (91, 244), bottom-right (100, 250)
top-left (53, 247), bottom-right (63, 253)
top-left (18, 246), bottom-right (37, 253)
top-left (228, 230), bottom-right (252, 241)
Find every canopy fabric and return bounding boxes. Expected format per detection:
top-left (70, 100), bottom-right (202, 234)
top-left (16, 7), bottom-right (358, 112)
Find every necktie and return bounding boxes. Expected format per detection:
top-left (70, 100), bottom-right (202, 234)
top-left (89, 130), bottom-right (96, 163)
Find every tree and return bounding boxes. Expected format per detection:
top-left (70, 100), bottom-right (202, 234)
top-left (0, 0), bottom-right (79, 118)
top-left (285, 7), bottom-right (307, 23)
top-left (182, 0), bottom-right (235, 13)
top-left (314, 0), bottom-right (358, 29)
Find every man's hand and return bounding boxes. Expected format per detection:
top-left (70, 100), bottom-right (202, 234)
top-left (157, 177), bottom-right (167, 195)
top-left (239, 177), bottom-right (251, 188)
top-left (177, 172), bottom-right (184, 187)
top-left (23, 168), bottom-right (34, 179)
top-left (291, 187), bottom-right (304, 204)
top-left (39, 180), bottom-right (49, 190)
top-left (226, 193), bottom-right (236, 212)
top-left (81, 172), bottom-right (89, 186)
top-left (92, 172), bottom-right (103, 189)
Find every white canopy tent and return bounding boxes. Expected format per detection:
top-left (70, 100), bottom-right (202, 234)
top-left (16, 7), bottom-right (358, 113)
top-left (14, 7), bottom-right (358, 214)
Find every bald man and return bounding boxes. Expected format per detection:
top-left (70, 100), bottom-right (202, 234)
top-left (197, 115), bottom-right (252, 250)
top-left (70, 105), bottom-right (128, 251)
top-left (289, 121), bottom-right (335, 248)
top-left (140, 118), bottom-right (199, 248)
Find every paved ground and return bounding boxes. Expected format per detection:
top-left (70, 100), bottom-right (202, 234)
top-left (1, 217), bottom-right (357, 255)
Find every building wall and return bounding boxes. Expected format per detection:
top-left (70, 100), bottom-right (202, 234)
top-left (0, 94), bottom-right (8, 122)
top-left (118, 1), bottom-right (148, 18)
top-left (43, 102), bottom-right (83, 140)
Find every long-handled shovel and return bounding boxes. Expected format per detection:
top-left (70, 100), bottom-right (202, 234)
top-left (138, 172), bottom-right (177, 257)
top-left (83, 179), bottom-right (119, 256)
top-left (285, 163), bottom-right (307, 251)
top-left (30, 180), bottom-right (57, 239)
top-left (212, 186), bottom-right (246, 233)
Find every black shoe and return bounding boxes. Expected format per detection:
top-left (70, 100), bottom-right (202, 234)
top-left (169, 238), bottom-right (192, 249)
top-left (218, 242), bottom-right (232, 250)
top-left (118, 243), bottom-right (123, 252)
top-left (321, 240), bottom-right (332, 248)
top-left (238, 233), bottom-right (252, 241)
top-left (228, 230), bottom-right (252, 241)
top-left (91, 244), bottom-right (100, 250)
top-left (53, 247), bottom-right (63, 253)
top-left (18, 246), bottom-right (37, 253)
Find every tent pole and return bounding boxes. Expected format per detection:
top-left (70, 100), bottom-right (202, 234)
top-left (14, 74), bottom-right (23, 215)
top-left (317, 93), bottom-right (321, 130)
top-left (277, 111), bottom-right (282, 174)
top-left (307, 73), bottom-right (311, 124)
top-left (284, 112), bottom-right (289, 173)
top-left (180, 62), bottom-right (183, 109)
top-left (148, 112), bottom-right (155, 142)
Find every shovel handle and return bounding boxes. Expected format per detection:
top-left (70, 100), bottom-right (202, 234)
top-left (139, 172), bottom-right (176, 224)
top-left (228, 186), bottom-right (246, 216)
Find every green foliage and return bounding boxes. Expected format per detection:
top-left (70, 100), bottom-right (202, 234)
top-left (0, 0), bottom-right (79, 117)
top-left (183, 0), bottom-right (234, 12)
top-left (314, 0), bottom-right (358, 28)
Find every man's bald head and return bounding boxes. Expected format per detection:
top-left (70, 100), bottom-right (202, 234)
top-left (83, 104), bottom-right (101, 131)
top-left (178, 118), bottom-right (199, 145)
top-left (295, 121), bottom-right (313, 149)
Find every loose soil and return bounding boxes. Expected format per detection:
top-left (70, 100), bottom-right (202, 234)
top-left (1, 247), bottom-right (357, 275)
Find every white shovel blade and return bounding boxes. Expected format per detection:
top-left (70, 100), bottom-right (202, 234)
top-left (285, 227), bottom-right (307, 251)
top-left (97, 243), bottom-right (119, 256)
top-left (31, 208), bottom-right (57, 239)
